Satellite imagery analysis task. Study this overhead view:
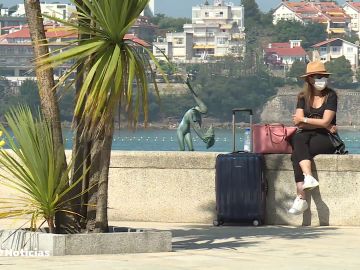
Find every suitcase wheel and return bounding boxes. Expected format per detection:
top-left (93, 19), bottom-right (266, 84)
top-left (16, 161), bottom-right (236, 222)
top-left (252, 219), bottom-right (261, 226)
top-left (213, 220), bottom-right (223, 226)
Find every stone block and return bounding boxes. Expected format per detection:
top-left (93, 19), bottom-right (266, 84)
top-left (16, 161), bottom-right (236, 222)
top-left (0, 229), bottom-right (172, 256)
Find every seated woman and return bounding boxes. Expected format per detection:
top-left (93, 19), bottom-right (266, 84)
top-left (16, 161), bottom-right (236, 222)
top-left (289, 61), bottom-right (338, 215)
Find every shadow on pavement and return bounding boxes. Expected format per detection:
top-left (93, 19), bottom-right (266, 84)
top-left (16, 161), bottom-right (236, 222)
top-left (168, 226), bottom-right (338, 251)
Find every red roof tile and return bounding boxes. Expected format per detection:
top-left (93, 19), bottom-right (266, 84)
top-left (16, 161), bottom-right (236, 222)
top-left (265, 47), bottom-right (307, 57)
top-left (312, 38), bottom-right (338, 47)
top-left (311, 38), bottom-right (359, 48)
top-left (1, 28), bottom-right (149, 47)
top-left (269, 42), bottom-right (290, 48)
top-left (283, 1), bottom-right (349, 23)
top-left (2, 27), bottom-right (77, 39)
top-left (347, 2), bottom-right (360, 12)
top-left (124, 34), bottom-right (149, 47)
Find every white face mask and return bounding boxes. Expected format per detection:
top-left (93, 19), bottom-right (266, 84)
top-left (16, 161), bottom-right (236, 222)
top-left (313, 77), bottom-right (328, 91)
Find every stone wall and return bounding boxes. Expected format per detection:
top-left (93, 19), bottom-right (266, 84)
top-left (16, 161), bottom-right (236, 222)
top-left (106, 151), bottom-right (360, 226)
top-left (1, 151), bottom-right (359, 227)
top-left (261, 86), bottom-right (360, 125)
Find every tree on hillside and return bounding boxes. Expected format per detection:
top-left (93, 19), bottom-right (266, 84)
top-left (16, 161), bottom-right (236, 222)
top-left (302, 23), bottom-right (327, 48)
top-left (18, 79), bottom-right (40, 110)
top-left (273, 20), bottom-right (326, 49)
top-left (325, 56), bottom-right (353, 88)
top-left (287, 60), bottom-right (307, 84)
top-left (272, 20), bottom-right (304, 42)
top-left (0, 76), bottom-right (10, 96)
top-left (241, 0), bottom-right (261, 28)
top-left (149, 14), bottom-right (190, 34)
top-left (8, 5), bottom-right (17, 15)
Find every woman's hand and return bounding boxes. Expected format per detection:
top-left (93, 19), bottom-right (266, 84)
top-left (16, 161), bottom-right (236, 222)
top-left (292, 114), bottom-right (303, 126)
top-left (327, 124), bottom-right (337, 134)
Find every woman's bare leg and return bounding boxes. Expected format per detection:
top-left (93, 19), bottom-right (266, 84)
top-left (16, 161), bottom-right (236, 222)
top-left (296, 182), bottom-right (305, 199)
top-left (299, 159), bottom-right (312, 176)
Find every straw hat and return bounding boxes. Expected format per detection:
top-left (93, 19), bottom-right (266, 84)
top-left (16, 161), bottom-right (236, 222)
top-left (300, 61), bottom-right (332, 78)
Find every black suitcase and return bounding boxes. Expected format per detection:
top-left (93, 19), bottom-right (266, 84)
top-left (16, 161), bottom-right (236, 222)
top-left (214, 108), bottom-right (266, 226)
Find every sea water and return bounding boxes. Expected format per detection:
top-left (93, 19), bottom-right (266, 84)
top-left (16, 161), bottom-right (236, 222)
top-left (62, 128), bottom-right (360, 154)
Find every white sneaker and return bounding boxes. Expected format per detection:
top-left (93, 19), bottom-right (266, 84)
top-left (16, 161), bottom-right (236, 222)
top-left (303, 174), bottom-right (319, 190)
top-left (288, 196), bottom-right (308, 215)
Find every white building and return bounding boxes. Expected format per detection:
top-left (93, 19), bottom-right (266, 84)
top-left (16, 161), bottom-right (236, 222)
top-left (141, 0), bottom-right (155, 17)
top-left (11, 2), bottom-right (75, 22)
top-left (343, 0), bottom-right (360, 38)
top-left (153, 0), bottom-right (245, 63)
top-left (0, 8), bottom-right (9, 16)
top-left (273, 1), bottom-right (350, 35)
top-left (312, 38), bottom-right (359, 70)
top-left (264, 40), bottom-right (308, 69)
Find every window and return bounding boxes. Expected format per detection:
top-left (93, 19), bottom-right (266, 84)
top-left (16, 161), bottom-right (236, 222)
top-left (205, 12), bottom-right (209, 17)
top-left (320, 47), bottom-right (327, 52)
top-left (193, 11), bottom-right (200, 18)
top-left (156, 48), bottom-right (165, 54)
top-left (215, 12), bottom-right (223, 17)
top-left (174, 38), bottom-right (184, 45)
top-left (332, 47), bottom-right (339, 53)
top-left (347, 47), bottom-right (354, 53)
top-left (217, 37), bottom-right (227, 45)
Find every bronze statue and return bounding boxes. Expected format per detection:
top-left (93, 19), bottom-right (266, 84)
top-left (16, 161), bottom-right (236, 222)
top-left (177, 77), bottom-right (215, 151)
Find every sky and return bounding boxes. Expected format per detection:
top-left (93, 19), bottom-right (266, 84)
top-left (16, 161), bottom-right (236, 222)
top-left (0, 0), bottom-right (348, 17)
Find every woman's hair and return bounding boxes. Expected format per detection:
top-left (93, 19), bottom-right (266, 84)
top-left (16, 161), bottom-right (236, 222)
top-left (297, 77), bottom-right (334, 110)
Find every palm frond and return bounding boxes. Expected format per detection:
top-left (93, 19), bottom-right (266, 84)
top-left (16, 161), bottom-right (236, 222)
top-left (0, 105), bottom-right (88, 231)
top-left (37, 0), bottom-right (166, 137)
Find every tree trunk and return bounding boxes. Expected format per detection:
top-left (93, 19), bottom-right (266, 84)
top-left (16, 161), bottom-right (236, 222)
top-left (70, 0), bottom-right (94, 231)
top-left (24, 0), bottom-right (63, 150)
top-left (24, 0), bottom-right (77, 234)
top-left (84, 116), bottom-right (114, 233)
top-left (94, 119), bottom-right (113, 233)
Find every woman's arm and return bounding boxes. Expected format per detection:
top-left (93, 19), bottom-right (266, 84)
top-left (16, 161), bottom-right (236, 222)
top-left (293, 109), bottom-right (335, 128)
top-left (292, 109), bottom-right (318, 130)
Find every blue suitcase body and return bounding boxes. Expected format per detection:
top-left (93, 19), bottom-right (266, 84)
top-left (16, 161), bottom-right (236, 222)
top-left (214, 109), bottom-right (266, 226)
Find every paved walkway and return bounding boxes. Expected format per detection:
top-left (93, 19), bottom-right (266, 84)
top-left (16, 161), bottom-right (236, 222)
top-left (0, 222), bottom-right (360, 270)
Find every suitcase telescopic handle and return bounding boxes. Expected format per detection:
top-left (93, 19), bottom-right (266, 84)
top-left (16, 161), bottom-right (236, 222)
top-left (232, 108), bottom-right (253, 115)
top-left (232, 108), bottom-right (253, 153)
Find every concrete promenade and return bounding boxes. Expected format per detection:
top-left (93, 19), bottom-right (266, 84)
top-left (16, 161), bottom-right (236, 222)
top-left (0, 222), bottom-right (359, 270)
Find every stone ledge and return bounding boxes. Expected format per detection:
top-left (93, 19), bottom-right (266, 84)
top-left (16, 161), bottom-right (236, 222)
top-left (107, 151), bottom-right (219, 169)
top-left (264, 154), bottom-right (360, 172)
top-left (104, 152), bottom-right (360, 226)
top-left (0, 229), bottom-right (172, 256)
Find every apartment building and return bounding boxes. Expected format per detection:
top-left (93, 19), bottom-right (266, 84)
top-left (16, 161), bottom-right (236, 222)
top-left (0, 25), bottom-right (150, 84)
top-left (153, 0), bottom-right (245, 63)
top-left (11, 3), bottom-right (76, 22)
top-left (0, 26), bottom-right (77, 82)
top-left (273, 0), bottom-right (351, 35)
top-left (0, 17), bottom-right (27, 35)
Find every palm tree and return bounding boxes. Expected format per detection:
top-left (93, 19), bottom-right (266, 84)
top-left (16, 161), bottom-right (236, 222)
top-left (39, 0), bottom-right (163, 232)
top-left (24, 0), bottom-right (72, 233)
top-left (24, 0), bottom-right (64, 155)
top-left (0, 106), bottom-right (85, 233)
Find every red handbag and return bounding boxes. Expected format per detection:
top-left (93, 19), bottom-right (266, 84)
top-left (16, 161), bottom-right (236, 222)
top-left (252, 124), bottom-right (297, 154)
